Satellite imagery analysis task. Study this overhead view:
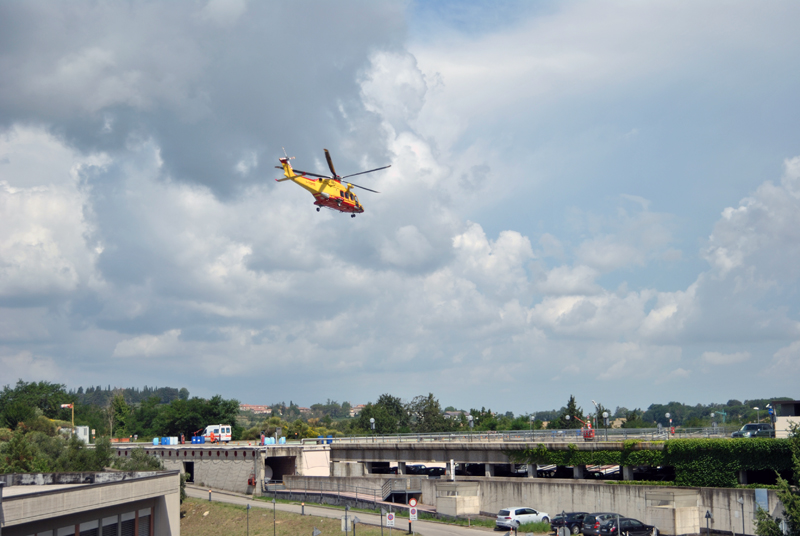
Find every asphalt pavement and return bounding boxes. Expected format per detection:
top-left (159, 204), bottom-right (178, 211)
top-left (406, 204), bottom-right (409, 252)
top-left (186, 486), bottom-right (498, 536)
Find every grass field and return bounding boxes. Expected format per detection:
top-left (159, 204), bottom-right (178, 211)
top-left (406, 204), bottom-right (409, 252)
top-left (183, 498), bottom-right (410, 536)
top-left (181, 497), bottom-right (552, 535)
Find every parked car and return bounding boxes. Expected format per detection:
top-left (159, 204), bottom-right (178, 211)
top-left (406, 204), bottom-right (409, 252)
top-left (496, 507), bottom-right (550, 529)
top-left (551, 512), bottom-right (589, 534)
top-left (582, 513), bottom-right (619, 536)
top-left (598, 517), bottom-right (656, 536)
top-left (405, 464), bottom-right (427, 474)
top-left (731, 423), bottom-right (774, 438)
top-left (426, 467), bottom-right (446, 477)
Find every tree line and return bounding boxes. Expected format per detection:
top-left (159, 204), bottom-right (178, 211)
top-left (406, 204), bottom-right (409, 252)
top-left (1, 380), bottom-right (792, 444)
top-left (0, 380), bottom-right (239, 440)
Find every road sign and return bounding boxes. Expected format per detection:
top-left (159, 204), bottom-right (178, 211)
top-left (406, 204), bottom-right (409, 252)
top-left (410, 507), bottom-right (418, 521)
top-left (409, 498), bottom-right (417, 507)
top-left (386, 513), bottom-right (395, 527)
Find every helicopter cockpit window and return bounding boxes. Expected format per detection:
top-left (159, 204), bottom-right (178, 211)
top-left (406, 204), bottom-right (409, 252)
top-left (340, 190), bottom-right (344, 197)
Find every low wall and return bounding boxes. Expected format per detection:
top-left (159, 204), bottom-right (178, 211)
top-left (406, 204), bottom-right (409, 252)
top-left (284, 475), bottom-right (783, 535)
top-left (159, 455), bottom-right (258, 495)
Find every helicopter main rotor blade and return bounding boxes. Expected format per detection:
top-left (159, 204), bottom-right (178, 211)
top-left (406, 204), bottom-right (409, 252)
top-left (292, 169), bottom-right (333, 179)
top-left (341, 165), bottom-right (392, 179)
top-left (348, 182), bottom-right (380, 194)
top-left (324, 149), bottom-right (338, 178)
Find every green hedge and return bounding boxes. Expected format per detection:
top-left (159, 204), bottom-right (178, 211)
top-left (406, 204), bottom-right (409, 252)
top-left (511, 438), bottom-right (793, 488)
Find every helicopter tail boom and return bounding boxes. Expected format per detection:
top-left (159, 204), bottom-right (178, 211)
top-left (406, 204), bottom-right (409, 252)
top-left (276, 157), bottom-right (298, 182)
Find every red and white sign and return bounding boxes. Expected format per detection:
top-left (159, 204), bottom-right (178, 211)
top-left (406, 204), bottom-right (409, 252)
top-left (386, 513), bottom-right (395, 527)
top-left (409, 498), bottom-right (417, 507)
top-left (410, 507), bottom-right (418, 521)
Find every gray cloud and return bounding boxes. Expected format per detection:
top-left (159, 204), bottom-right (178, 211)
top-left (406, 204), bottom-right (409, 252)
top-left (2, 2), bottom-right (800, 412)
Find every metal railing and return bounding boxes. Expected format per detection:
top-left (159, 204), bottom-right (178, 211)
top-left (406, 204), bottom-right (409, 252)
top-left (300, 427), bottom-right (735, 445)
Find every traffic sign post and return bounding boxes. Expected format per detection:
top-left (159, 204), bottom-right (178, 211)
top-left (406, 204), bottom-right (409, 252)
top-left (408, 498), bottom-right (417, 534)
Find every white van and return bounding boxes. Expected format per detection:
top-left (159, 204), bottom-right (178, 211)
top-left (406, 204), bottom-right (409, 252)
top-left (203, 424), bottom-right (232, 443)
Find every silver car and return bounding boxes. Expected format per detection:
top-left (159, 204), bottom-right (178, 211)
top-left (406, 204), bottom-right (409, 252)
top-left (496, 507), bottom-right (551, 529)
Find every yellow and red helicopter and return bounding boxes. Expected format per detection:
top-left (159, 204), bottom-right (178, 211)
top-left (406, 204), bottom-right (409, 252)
top-left (275, 149), bottom-right (390, 217)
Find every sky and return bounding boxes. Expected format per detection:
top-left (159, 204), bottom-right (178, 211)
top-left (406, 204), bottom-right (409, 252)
top-left (1, 1), bottom-right (800, 416)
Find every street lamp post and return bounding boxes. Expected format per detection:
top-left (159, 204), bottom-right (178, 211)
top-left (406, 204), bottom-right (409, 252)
top-left (345, 505), bottom-right (350, 536)
top-left (666, 412), bottom-right (672, 436)
top-left (753, 407), bottom-right (760, 423)
top-left (602, 411), bottom-right (609, 441)
top-left (272, 498), bottom-right (276, 536)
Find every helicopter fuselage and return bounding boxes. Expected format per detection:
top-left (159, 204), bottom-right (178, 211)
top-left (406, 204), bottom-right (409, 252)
top-left (277, 157), bottom-right (364, 214)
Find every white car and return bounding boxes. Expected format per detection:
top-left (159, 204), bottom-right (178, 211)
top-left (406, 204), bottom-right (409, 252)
top-left (496, 507), bottom-right (550, 529)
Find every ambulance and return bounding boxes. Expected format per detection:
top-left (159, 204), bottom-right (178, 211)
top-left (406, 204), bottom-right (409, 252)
top-left (202, 424), bottom-right (232, 443)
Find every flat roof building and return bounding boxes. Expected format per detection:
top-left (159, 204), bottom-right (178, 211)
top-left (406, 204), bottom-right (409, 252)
top-left (0, 471), bottom-right (180, 536)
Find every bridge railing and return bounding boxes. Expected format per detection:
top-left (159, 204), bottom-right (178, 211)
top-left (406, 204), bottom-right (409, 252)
top-left (300, 426), bottom-right (735, 445)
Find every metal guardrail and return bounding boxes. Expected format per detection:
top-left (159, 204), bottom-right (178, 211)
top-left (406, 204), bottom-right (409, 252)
top-left (300, 427), bottom-right (735, 445)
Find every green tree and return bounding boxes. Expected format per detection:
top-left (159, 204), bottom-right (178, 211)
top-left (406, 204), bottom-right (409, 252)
top-left (621, 408), bottom-right (651, 428)
top-left (755, 424), bottom-right (800, 536)
top-left (111, 393), bottom-right (130, 437)
top-left (355, 394), bottom-right (411, 434)
top-left (408, 393), bottom-right (448, 433)
top-left (0, 380), bottom-right (71, 420)
top-left (549, 395), bottom-right (583, 429)
top-left (2, 400), bottom-right (36, 429)
top-left (0, 429), bottom-right (43, 472)
top-left (113, 446), bottom-right (164, 471)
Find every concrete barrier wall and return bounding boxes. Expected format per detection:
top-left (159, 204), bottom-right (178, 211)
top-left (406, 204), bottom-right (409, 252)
top-left (160, 456), bottom-right (258, 495)
top-left (285, 475), bottom-right (782, 536)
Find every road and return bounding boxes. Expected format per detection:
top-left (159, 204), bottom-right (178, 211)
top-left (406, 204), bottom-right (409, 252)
top-left (186, 486), bottom-right (497, 536)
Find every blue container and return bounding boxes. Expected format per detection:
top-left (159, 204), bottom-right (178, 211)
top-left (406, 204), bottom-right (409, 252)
top-left (198, 436), bottom-right (205, 444)
top-left (161, 437), bottom-right (169, 445)
top-left (152, 438), bottom-right (159, 445)
top-left (326, 434), bottom-right (333, 445)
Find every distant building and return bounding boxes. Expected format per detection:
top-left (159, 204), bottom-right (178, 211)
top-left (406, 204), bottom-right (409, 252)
top-left (298, 407), bottom-right (312, 414)
top-left (773, 400), bottom-right (800, 438)
top-left (444, 411), bottom-right (465, 419)
top-left (239, 404), bottom-right (272, 414)
top-left (349, 404), bottom-right (366, 417)
top-left (0, 470), bottom-right (180, 536)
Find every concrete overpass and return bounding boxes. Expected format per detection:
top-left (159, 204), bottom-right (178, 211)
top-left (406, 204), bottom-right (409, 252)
top-left (329, 440), bottom-right (665, 479)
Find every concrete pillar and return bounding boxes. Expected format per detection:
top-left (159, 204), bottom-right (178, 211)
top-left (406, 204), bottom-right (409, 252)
top-left (739, 470), bottom-right (748, 485)
top-left (527, 464), bottom-right (538, 478)
top-left (397, 461), bottom-right (406, 474)
top-left (485, 463), bottom-right (495, 477)
top-left (363, 462), bottom-right (373, 474)
top-left (573, 465), bottom-right (585, 479)
top-left (622, 466), bottom-right (634, 481)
